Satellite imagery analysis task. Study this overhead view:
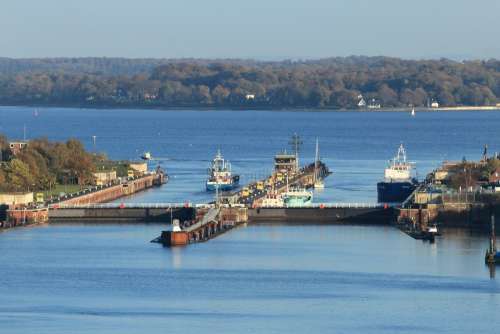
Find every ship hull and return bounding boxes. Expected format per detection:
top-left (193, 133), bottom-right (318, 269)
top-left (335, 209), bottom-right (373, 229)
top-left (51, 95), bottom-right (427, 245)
top-left (377, 180), bottom-right (417, 203)
top-left (206, 176), bottom-right (239, 192)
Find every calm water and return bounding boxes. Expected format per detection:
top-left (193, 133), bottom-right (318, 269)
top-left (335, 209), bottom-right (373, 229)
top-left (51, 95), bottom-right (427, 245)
top-left (1, 106), bottom-right (499, 203)
top-left (1, 107), bottom-right (500, 333)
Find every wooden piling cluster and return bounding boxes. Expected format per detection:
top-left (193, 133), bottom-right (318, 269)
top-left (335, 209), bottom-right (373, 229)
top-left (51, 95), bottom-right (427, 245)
top-left (154, 206), bottom-right (248, 247)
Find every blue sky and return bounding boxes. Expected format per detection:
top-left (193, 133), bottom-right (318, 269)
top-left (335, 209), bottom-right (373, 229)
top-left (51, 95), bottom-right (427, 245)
top-left (1, 0), bottom-right (499, 59)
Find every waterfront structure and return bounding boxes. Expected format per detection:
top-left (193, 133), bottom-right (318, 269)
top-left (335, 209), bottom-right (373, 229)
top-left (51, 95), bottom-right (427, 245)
top-left (274, 153), bottom-right (297, 175)
top-left (129, 162), bottom-right (148, 174)
top-left (8, 141), bottom-right (27, 155)
top-left (93, 171), bottom-right (117, 186)
top-left (0, 192), bottom-right (34, 206)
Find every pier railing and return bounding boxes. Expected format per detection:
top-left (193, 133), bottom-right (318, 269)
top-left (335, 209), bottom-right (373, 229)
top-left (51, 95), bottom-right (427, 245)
top-left (49, 202), bottom-right (387, 210)
top-left (48, 203), bottom-right (201, 209)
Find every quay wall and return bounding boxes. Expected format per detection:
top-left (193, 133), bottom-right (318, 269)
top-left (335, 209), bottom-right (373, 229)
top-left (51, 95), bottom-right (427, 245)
top-left (398, 203), bottom-right (500, 230)
top-left (57, 174), bottom-right (161, 206)
top-left (1, 207), bottom-right (49, 229)
top-left (49, 207), bottom-right (194, 223)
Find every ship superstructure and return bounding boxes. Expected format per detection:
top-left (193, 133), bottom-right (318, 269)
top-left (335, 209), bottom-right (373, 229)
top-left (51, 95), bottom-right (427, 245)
top-left (206, 150), bottom-right (240, 191)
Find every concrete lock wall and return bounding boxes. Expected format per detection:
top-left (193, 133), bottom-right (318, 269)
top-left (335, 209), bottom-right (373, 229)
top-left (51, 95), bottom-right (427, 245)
top-left (248, 207), bottom-right (394, 224)
top-left (49, 207), bottom-right (195, 223)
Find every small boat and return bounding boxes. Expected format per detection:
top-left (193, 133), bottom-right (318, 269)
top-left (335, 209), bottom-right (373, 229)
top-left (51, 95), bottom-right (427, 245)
top-left (408, 230), bottom-right (435, 242)
top-left (282, 185), bottom-right (313, 207)
top-left (426, 223), bottom-right (441, 236)
top-left (411, 108), bottom-right (415, 116)
top-left (141, 152), bottom-right (152, 160)
top-left (206, 150), bottom-right (240, 191)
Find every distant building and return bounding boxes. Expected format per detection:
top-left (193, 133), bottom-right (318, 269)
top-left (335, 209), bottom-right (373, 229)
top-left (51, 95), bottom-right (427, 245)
top-left (0, 192), bottom-right (34, 206)
top-left (489, 168), bottom-right (500, 184)
top-left (93, 171), bottom-right (117, 186)
top-left (367, 99), bottom-right (381, 109)
top-left (144, 93), bottom-right (157, 100)
top-left (9, 141), bottom-right (27, 155)
top-left (129, 162), bottom-right (148, 175)
top-left (434, 169), bottom-right (451, 184)
top-left (357, 95), bottom-right (366, 108)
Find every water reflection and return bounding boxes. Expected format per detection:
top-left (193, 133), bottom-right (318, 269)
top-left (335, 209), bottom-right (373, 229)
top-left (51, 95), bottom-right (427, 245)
top-left (171, 247), bottom-right (183, 269)
top-left (488, 264), bottom-right (496, 279)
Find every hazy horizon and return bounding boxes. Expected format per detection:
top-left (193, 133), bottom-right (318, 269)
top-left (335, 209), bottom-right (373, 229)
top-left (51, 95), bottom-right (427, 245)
top-left (1, 0), bottom-right (500, 60)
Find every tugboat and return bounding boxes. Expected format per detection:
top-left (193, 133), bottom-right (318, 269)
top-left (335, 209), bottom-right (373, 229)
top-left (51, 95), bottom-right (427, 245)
top-left (282, 186), bottom-right (313, 207)
top-left (282, 175), bottom-right (313, 207)
top-left (377, 144), bottom-right (418, 203)
top-left (206, 150), bottom-right (240, 192)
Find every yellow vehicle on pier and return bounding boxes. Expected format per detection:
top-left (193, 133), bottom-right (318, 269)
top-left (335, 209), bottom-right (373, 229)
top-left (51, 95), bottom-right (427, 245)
top-left (241, 187), bottom-right (250, 197)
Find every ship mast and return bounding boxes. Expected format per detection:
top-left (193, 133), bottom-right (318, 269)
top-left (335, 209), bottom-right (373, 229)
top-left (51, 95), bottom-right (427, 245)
top-left (314, 137), bottom-right (319, 184)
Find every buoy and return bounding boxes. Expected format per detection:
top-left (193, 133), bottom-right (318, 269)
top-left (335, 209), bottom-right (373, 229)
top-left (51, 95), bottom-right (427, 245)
top-left (384, 203), bottom-right (388, 209)
top-left (119, 203), bottom-right (125, 209)
top-left (320, 203), bottom-right (325, 209)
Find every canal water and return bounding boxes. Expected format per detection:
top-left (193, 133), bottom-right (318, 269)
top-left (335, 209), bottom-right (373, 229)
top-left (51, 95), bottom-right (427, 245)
top-left (1, 107), bottom-right (500, 333)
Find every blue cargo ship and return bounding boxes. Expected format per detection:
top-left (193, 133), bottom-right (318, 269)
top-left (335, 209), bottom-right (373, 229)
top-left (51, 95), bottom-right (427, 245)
top-left (206, 150), bottom-right (239, 192)
top-left (377, 144), bottom-right (418, 203)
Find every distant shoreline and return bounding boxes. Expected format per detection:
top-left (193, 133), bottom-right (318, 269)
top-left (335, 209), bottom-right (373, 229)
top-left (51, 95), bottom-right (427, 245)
top-left (1, 103), bottom-right (500, 112)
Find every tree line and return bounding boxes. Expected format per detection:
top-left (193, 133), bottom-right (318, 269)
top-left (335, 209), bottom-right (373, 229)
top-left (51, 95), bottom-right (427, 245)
top-left (0, 56), bottom-right (499, 109)
top-left (0, 135), bottom-right (97, 192)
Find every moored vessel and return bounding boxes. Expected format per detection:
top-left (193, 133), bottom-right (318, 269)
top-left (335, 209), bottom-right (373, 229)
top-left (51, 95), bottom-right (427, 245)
top-left (282, 185), bottom-right (313, 207)
top-left (377, 144), bottom-right (418, 203)
top-left (206, 150), bottom-right (240, 191)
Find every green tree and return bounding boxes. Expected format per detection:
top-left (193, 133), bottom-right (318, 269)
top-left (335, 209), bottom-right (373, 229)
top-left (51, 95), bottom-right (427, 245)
top-left (5, 159), bottom-right (33, 191)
